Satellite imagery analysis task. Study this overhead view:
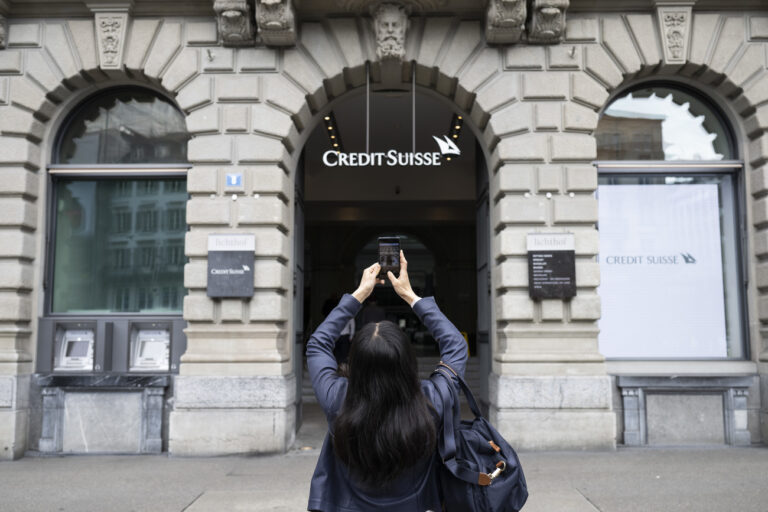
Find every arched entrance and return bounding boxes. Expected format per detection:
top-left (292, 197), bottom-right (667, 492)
top-left (292, 71), bottom-right (493, 430)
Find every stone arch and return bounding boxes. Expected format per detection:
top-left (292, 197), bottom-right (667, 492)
top-left (3, 20), bottom-right (203, 149)
top-left (265, 18), bottom-right (509, 352)
top-left (0, 17), bottom-right (209, 458)
top-left (0, 18), bottom-right (202, 334)
top-left (197, 17), bottom-right (513, 177)
top-left (569, 12), bottom-right (768, 364)
top-left (250, 17), bottom-right (619, 451)
top-left (571, 13), bottom-right (766, 147)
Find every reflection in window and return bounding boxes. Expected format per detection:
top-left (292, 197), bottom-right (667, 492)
top-left (52, 179), bottom-right (187, 313)
top-left (110, 247), bottom-right (131, 269)
top-left (56, 89), bottom-right (189, 165)
top-left (136, 208), bottom-right (158, 232)
top-left (166, 243), bottom-right (185, 267)
top-left (137, 181), bottom-right (160, 195)
top-left (112, 210), bottom-right (131, 233)
top-left (115, 288), bottom-right (131, 310)
top-left (165, 208), bottom-right (185, 231)
top-left (596, 86), bottom-right (733, 161)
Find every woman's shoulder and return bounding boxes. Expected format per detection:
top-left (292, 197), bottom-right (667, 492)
top-left (420, 378), bottom-right (445, 423)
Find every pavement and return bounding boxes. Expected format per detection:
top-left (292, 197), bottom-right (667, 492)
top-left (1, 404), bottom-right (767, 512)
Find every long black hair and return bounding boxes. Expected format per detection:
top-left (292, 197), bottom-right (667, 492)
top-left (333, 321), bottom-right (436, 484)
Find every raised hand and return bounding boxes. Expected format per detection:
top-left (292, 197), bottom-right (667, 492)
top-left (387, 250), bottom-right (421, 306)
top-left (352, 262), bottom-right (384, 303)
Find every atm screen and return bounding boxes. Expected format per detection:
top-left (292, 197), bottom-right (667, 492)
top-left (66, 340), bottom-right (90, 358)
top-left (130, 329), bottom-right (170, 371)
top-left (140, 339), bottom-right (167, 360)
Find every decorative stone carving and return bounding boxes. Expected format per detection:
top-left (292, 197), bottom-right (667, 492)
top-left (654, 1), bottom-right (694, 64)
top-left (214, 0), bottom-right (256, 47)
top-left (95, 12), bottom-right (129, 69)
top-left (486, 0), bottom-right (526, 45)
top-left (0, 15), bottom-right (6, 50)
top-left (256, 0), bottom-right (297, 47)
top-left (86, 2), bottom-right (133, 69)
top-left (372, 3), bottom-right (410, 61)
top-left (526, 0), bottom-right (569, 44)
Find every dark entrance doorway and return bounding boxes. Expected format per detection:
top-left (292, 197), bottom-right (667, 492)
top-left (294, 86), bottom-right (491, 432)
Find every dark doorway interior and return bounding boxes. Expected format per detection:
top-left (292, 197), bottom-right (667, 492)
top-left (295, 87), bottom-right (492, 430)
top-left (304, 216), bottom-right (477, 357)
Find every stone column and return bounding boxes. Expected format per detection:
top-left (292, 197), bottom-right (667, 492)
top-left (0, 35), bottom-right (38, 457)
top-left (750, 136), bottom-right (768, 445)
top-left (169, 60), bottom-right (298, 454)
top-left (486, 39), bottom-right (615, 450)
top-left (0, 3), bottom-right (38, 456)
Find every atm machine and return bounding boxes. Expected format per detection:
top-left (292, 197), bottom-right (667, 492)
top-left (35, 318), bottom-right (185, 454)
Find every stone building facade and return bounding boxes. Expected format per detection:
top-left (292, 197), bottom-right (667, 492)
top-left (0, 0), bottom-right (767, 458)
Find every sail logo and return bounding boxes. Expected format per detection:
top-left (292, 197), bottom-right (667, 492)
top-left (432, 135), bottom-right (461, 156)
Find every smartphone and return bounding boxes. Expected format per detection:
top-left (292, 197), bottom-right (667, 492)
top-left (378, 237), bottom-right (401, 278)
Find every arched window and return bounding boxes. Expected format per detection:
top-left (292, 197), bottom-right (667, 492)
top-left (595, 84), bottom-right (745, 360)
top-left (49, 88), bottom-right (189, 320)
top-left (596, 85), bottom-right (734, 161)
top-left (55, 88), bottom-right (189, 165)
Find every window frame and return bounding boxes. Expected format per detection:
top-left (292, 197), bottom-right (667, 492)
top-left (44, 172), bottom-right (190, 318)
top-left (52, 86), bottom-right (190, 167)
top-left (38, 88), bottom-right (192, 378)
top-left (595, 81), bottom-right (749, 363)
top-left (596, 161), bottom-right (749, 362)
top-left (45, 86), bottom-right (190, 319)
top-left (597, 81), bottom-right (738, 163)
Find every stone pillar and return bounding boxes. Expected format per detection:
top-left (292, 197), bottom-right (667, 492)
top-left (486, 44), bottom-right (615, 449)
top-left (751, 151), bottom-right (768, 446)
top-left (0, 30), bottom-right (40, 455)
top-left (0, 183), bottom-right (35, 460)
top-left (169, 67), bottom-right (297, 455)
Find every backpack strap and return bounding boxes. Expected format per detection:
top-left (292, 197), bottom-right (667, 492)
top-left (437, 362), bottom-right (484, 419)
top-left (432, 369), bottom-right (501, 487)
top-left (432, 367), bottom-right (459, 460)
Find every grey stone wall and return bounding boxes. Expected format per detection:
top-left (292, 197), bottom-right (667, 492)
top-left (0, 8), bottom-right (766, 454)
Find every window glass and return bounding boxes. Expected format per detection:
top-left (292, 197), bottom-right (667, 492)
top-left (597, 174), bottom-right (744, 358)
top-left (52, 179), bottom-right (186, 313)
top-left (56, 89), bottom-right (189, 165)
top-left (596, 86), bottom-right (733, 161)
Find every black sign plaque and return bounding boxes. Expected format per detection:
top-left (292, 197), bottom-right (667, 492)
top-left (207, 234), bottom-right (255, 298)
top-left (527, 233), bottom-right (576, 300)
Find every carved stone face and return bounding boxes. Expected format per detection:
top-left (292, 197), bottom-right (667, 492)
top-left (528, 0), bottom-right (569, 43)
top-left (374, 3), bottom-right (409, 60)
top-left (222, 10), bottom-right (249, 40)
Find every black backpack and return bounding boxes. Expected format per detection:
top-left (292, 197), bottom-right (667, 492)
top-left (432, 363), bottom-right (528, 512)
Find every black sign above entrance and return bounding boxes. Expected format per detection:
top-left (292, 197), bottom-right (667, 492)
top-left (207, 234), bottom-right (255, 298)
top-left (527, 233), bottom-right (576, 300)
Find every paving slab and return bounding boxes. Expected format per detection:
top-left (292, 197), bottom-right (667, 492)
top-left (0, 404), bottom-right (767, 511)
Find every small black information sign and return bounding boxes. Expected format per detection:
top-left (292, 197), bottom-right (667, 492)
top-left (207, 234), bottom-right (255, 298)
top-left (527, 233), bottom-right (576, 300)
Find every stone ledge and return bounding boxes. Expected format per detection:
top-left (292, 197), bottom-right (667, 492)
top-left (490, 374), bottom-right (612, 409)
top-left (169, 406), bottom-right (295, 455)
top-left (490, 408), bottom-right (616, 450)
top-left (173, 375), bottom-right (296, 409)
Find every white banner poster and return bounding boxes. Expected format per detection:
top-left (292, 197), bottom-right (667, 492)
top-left (597, 184), bottom-right (727, 358)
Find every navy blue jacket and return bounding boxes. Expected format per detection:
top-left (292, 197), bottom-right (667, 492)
top-left (306, 294), bottom-right (468, 512)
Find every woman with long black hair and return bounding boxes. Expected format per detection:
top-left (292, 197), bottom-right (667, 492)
top-left (306, 250), bottom-right (467, 511)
